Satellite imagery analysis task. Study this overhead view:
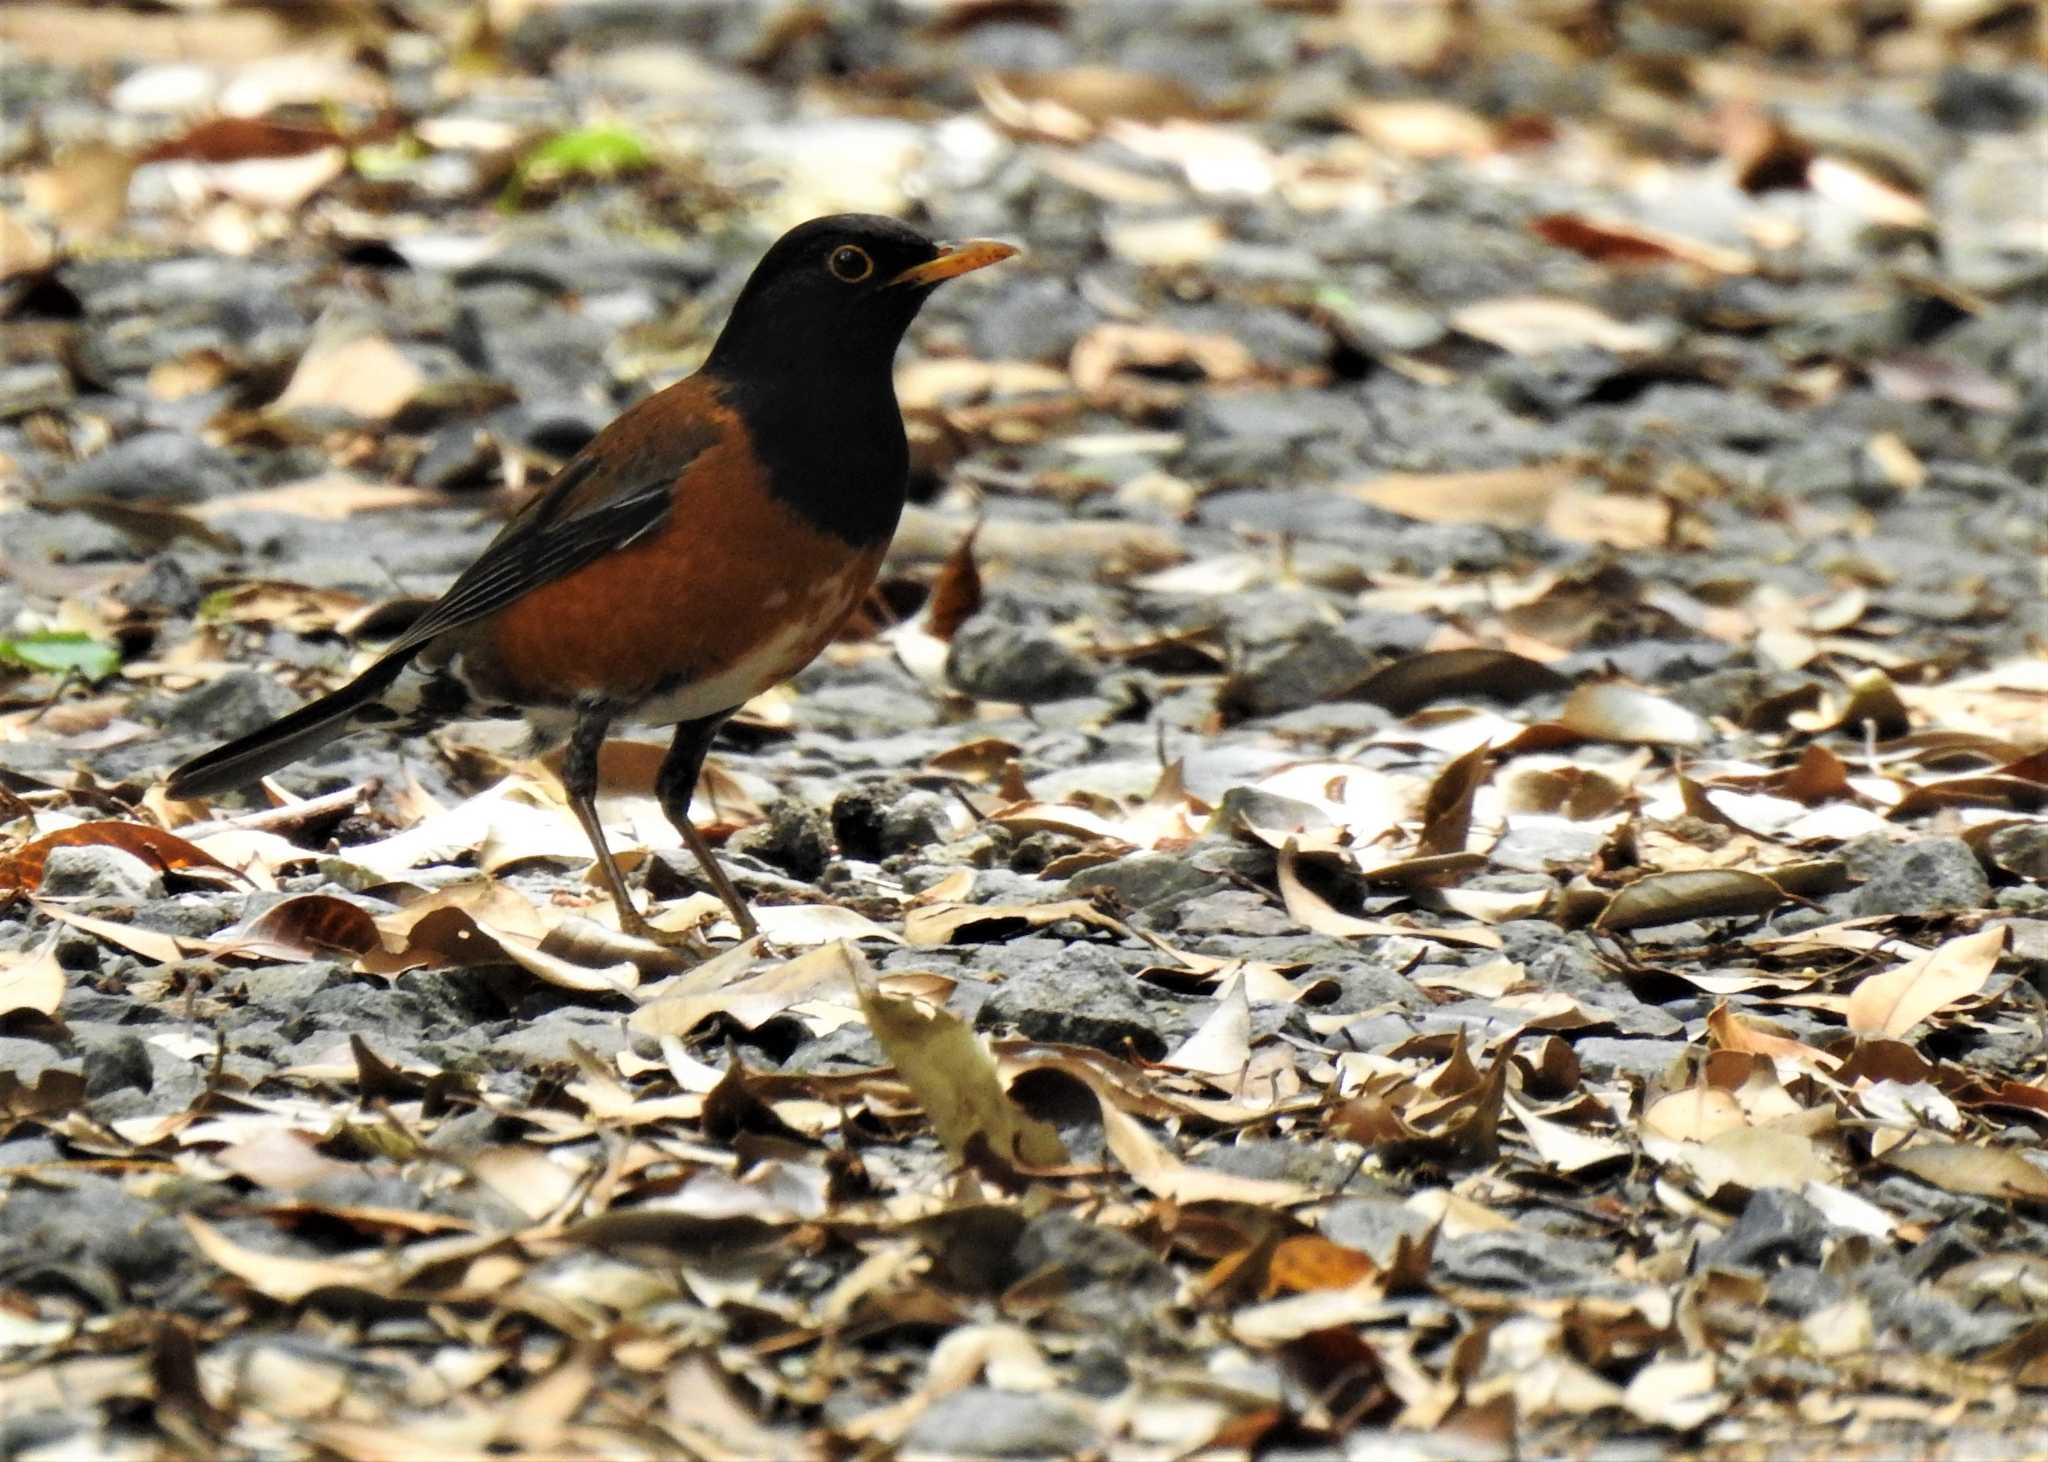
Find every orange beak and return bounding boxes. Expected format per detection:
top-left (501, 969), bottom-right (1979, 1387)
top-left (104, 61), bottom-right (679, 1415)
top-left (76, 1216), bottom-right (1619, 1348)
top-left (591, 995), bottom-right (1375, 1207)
top-left (886, 239), bottom-right (1019, 288)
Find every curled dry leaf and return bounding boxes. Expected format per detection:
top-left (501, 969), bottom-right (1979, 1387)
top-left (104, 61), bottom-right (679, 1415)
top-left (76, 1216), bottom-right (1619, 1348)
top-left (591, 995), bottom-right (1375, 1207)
top-left (1557, 683), bottom-right (1705, 747)
top-left (1160, 979), bottom-right (1251, 1077)
top-left (1530, 213), bottom-right (1754, 273)
top-left (1845, 925), bottom-right (2004, 1040)
top-left (1069, 323), bottom-right (1254, 397)
top-left (850, 943), bottom-right (1068, 1170)
top-left (1594, 869), bottom-right (1790, 931)
top-left (1355, 648), bottom-right (1569, 715)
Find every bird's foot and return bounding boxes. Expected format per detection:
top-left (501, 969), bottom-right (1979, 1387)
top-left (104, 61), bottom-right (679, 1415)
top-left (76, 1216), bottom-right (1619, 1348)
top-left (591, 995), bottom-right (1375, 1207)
top-left (613, 903), bottom-right (717, 955)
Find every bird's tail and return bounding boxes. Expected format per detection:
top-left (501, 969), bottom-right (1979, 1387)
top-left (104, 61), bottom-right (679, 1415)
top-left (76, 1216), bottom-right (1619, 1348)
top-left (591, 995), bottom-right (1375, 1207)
top-left (165, 650), bottom-right (418, 799)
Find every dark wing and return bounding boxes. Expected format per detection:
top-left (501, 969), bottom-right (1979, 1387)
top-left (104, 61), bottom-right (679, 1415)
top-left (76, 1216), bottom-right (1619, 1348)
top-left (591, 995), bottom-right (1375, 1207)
top-left (386, 422), bottom-right (713, 658)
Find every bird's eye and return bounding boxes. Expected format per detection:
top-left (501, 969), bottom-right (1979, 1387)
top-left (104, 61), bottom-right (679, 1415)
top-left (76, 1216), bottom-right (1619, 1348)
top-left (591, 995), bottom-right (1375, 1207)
top-left (827, 245), bottom-right (874, 283)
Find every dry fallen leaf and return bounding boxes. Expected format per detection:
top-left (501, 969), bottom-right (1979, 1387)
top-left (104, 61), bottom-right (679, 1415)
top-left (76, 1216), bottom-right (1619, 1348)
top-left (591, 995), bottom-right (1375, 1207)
top-left (850, 943), bottom-right (1068, 1170)
top-left (1845, 926), bottom-right (2004, 1040)
top-left (0, 937), bottom-right (65, 1018)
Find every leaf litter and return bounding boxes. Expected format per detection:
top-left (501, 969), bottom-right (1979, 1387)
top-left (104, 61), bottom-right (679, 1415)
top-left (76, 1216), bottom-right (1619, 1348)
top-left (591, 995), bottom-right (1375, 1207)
top-left (1, 0), bottom-right (2046, 1456)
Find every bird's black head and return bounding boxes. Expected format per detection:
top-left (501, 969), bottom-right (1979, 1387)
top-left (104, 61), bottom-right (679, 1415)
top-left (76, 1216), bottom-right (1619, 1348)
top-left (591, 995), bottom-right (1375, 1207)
top-left (704, 214), bottom-right (1016, 383)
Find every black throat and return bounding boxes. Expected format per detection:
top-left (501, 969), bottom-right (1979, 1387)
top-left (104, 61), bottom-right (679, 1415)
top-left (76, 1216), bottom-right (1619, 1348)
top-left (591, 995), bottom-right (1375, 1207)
top-left (710, 364), bottom-right (909, 549)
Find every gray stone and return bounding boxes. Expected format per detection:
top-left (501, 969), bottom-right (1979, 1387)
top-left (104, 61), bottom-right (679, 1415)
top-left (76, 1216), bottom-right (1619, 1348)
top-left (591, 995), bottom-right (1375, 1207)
top-left (946, 617), bottom-right (1094, 702)
top-left (51, 430), bottom-right (249, 504)
top-left (1851, 836), bottom-right (1991, 917)
top-left (38, 846), bottom-right (165, 903)
top-left (1066, 852), bottom-right (1225, 914)
top-left (79, 1033), bottom-right (153, 1099)
top-left (115, 555), bottom-right (203, 616)
top-left (1322, 1197), bottom-right (1435, 1265)
top-left (1699, 1188), bottom-right (1829, 1272)
top-left (158, 669), bottom-right (306, 743)
top-left (1194, 1139), bottom-right (1364, 1191)
top-left (1222, 619), bottom-right (1372, 716)
top-left (979, 950), bottom-right (1167, 1058)
top-left (1015, 1211), bottom-right (1172, 1293)
top-left (487, 1010), bottom-right (626, 1068)
top-left (1985, 823), bottom-right (2048, 880)
top-left (1573, 1038), bottom-right (1689, 1083)
top-left (901, 1386), bottom-right (1098, 1460)
top-left (880, 792), bottom-right (956, 857)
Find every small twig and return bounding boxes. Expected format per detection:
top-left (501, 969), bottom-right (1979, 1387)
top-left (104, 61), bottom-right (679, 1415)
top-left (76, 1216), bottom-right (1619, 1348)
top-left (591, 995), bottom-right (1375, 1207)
top-left (174, 778), bottom-right (379, 840)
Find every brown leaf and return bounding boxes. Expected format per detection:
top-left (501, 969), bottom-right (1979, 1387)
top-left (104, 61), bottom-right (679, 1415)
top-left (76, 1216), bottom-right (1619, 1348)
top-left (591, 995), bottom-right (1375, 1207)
top-left (0, 820), bottom-right (246, 900)
top-left (1069, 323), bottom-right (1253, 397)
top-left (1885, 1143), bottom-right (2048, 1202)
top-left (1450, 296), bottom-right (1664, 356)
top-left (1355, 648), bottom-right (1569, 714)
top-left (272, 333), bottom-right (425, 421)
top-left (1845, 926), bottom-right (2005, 1040)
top-left (1705, 1003), bottom-right (1839, 1072)
top-left (1266, 1236), bottom-right (1381, 1295)
top-left (1556, 683), bottom-right (1705, 747)
top-left (1530, 213), bottom-right (1753, 273)
top-left (1595, 870), bottom-right (1790, 931)
top-left (142, 117), bottom-right (343, 165)
top-left (923, 525), bottom-right (982, 641)
top-left (223, 894), bottom-right (383, 963)
top-left (851, 943), bottom-right (1068, 1170)
top-left (902, 897), bottom-right (1122, 947)
top-left (1417, 740), bottom-right (1491, 857)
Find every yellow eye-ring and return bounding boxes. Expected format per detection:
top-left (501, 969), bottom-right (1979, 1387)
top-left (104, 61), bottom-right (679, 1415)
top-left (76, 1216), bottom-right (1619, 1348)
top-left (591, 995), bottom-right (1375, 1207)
top-left (827, 245), bottom-right (874, 283)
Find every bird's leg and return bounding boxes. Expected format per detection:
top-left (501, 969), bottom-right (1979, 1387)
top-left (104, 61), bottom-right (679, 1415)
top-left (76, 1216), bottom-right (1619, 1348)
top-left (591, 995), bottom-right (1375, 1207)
top-left (561, 702), bottom-right (699, 948)
top-left (656, 712), bottom-right (759, 938)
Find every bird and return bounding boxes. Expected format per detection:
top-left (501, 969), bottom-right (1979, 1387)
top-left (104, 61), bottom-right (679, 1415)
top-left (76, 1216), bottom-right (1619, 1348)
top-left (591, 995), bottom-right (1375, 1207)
top-left (166, 214), bottom-right (1017, 945)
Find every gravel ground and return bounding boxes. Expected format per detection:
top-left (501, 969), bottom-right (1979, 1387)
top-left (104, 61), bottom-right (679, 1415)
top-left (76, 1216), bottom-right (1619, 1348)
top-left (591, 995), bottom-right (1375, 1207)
top-left (2, 1), bottom-right (2046, 1457)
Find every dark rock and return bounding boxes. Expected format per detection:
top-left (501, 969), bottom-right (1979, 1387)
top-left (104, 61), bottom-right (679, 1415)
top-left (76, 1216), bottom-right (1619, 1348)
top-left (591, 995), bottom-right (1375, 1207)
top-left (1765, 1266), bottom-right (1847, 1318)
top-left (157, 669), bottom-right (306, 743)
top-left (51, 430), bottom-right (248, 505)
top-left (1850, 836), bottom-right (1991, 917)
top-left (1497, 922), bottom-right (1610, 996)
top-left (1699, 1188), bottom-right (1829, 1272)
top-left (1931, 67), bottom-right (2044, 132)
top-left (79, 1033), bottom-right (153, 1099)
top-left (1015, 1211), bottom-right (1173, 1294)
top-left (1984, 824), bottom-right (2048, 880)
top-left (1222, 619), bottom-right (1372, 716)
top-left (967, 275), bottom-right (1099, 362)
top-left (0, 1174), bottom-right (193, 1294)
top-left (880, 792), bottom-right (957, 857)
top-left (830, 782), bottom-right (896, 863)
top-left (947, 616), bottom-right (1095, 702)
top-left (727, 797), bottom-right (831, 881)
top-left (1066, 852), bottom-right (1226, 915)
top-left (980, 950), bottom-right (1167, 1058)
top-left (115, 555), bottom-right (203, 616)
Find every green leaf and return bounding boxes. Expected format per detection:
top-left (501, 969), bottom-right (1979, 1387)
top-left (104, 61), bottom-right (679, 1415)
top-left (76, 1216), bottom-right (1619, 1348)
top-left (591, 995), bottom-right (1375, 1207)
top-left (0, 632), bottom-right (121, 681)
top-left (502, 124), bottom-right (652, 209)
